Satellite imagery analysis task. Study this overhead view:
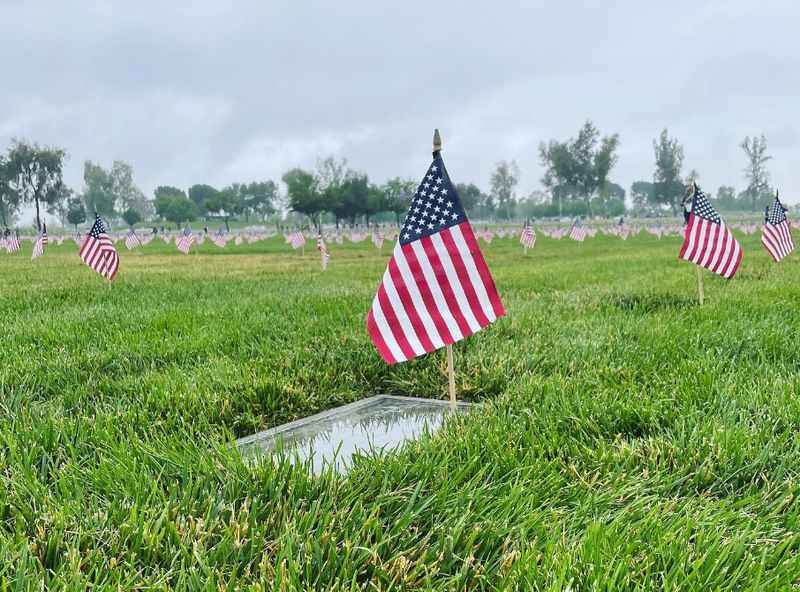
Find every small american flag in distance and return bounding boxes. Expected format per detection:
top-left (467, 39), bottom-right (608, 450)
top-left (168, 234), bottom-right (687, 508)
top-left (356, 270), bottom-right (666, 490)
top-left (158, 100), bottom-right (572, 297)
top-left (520, 222), bottom-right (536, 249)
top-left (679, 184), bottom-right (742, 278)
top-left (31, 224), bottom-right (48, 260)
top-left (762, 193), bottom-right (794, 263)
top-left (367, 151), bottom-right (505, 364)
top-left (125, 228), bottom-right (142, 250)
top-left (568, 218), bottom-right (587, 242)
top-left (176, 227), bottom-right (195, 254)
top-left (317, 232), bottom-right (330, 270)
top-left (79, 214), bottom-right (120, 280)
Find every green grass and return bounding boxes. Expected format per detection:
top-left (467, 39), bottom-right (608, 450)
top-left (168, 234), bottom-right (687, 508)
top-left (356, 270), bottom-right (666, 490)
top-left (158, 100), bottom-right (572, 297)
top-left (2, 231), bottom-right (800, 590)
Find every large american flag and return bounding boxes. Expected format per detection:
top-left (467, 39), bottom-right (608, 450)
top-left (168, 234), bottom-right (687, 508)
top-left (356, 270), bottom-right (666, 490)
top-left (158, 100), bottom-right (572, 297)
top-left (568, 218), bottom-right (587, 242)
top-left (762, 195), bottom-right (794, 263)
top-left (679, 185), bottom-right (742, 278)
top-left (367, 152), bottom-right (505, 364)
top-left (31, 225), bottom-right (48, 260)
top-left (520, 222), bottom-right (536, 249)
top-left (79, 214), bottom-right (120, 280)
top-left (176, 227), bottom-right (195, 254)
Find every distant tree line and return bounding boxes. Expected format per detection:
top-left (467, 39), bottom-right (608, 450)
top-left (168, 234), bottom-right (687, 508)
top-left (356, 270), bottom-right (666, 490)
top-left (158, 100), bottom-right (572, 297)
top-left (0, 125), bottom-right (778, 230)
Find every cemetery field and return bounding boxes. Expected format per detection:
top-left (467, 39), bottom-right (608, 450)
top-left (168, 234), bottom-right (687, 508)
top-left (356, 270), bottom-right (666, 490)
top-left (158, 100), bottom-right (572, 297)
top-left (3, 232), bottom-right (800, 590)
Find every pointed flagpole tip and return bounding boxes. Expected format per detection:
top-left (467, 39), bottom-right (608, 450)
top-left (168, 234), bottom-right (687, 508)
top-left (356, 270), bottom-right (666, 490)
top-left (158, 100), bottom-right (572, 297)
top-left (433, 129), bottom-right (442, 154)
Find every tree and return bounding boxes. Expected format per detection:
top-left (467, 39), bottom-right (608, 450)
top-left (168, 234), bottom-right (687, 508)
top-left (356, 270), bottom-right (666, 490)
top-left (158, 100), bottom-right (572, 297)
top-left (6, 140), bottom-right (66, 231)
top-left (652, 129), bottom-right (685, 215)
top-left (0, 157), bottom-right (21, 228)
top-left (81, 161), bottom-right (115, 218)
top-left (539, 121), bottom-right (619, 217)
top-left (741, 134), bottom-right (772, 211)
top-left (240, 181), bottom-right (277, 221)
top-left (334, 174), bottom-right (370, 226)
top-left (110, 161), bottom-right (148, 216)
top-left (283, 168), bottom-right (324, 226)
top-left (206, 184), bottom-right (244, 231)
top-left (455, 183), bottom-right (483, 216)
top-left (66, 197), bottom-right (86, 231)
top-left (382, 177), bottom-right (416, 224)
top-left (490, 161), bottom-right (519, 220)
top-left (630, 181), bottom-right (655, 213)
top-left (188, 184), bottom-right (218, 216)
top-left (154, 185), bottom-right (187, 201)
top-left (154, 192), bottom-right (197, 225)
top-left (47, 182), bottom-right (73, 226)
top-left (122, 207), bottom-right (142, 227)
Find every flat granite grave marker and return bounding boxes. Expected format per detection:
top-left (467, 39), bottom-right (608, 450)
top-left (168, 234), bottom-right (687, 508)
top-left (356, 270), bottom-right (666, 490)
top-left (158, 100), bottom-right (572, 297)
top-left (236, 395), bottom-right (471, 475)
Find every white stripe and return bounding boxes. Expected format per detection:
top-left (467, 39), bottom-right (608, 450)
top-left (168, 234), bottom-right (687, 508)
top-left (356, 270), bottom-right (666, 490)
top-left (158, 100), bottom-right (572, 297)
top-left (449, 225), bottom-right (497, 322)
top-left (682, 217), bottom-right (700, 262)
top-left (429, 233), bottom-right (481, 333)
top-left (370, 294), bottom-right (406, 362)
top-left (690, 219), bottom-right (709, 264)
top-left (381, 268), bottom-right (425, 357)
top-left (394, 245), bottom-right (445, 349)
top-left (721, 237), bottom-right (741, 278)
top-left (706, 225), bottom-right (729, 271)
top-left (409, 240), bottom-right (463, 342)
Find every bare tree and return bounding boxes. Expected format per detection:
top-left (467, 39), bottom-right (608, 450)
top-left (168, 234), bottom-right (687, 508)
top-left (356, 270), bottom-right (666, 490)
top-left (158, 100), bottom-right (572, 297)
top-left (740, 134), bottom-right (771, 212)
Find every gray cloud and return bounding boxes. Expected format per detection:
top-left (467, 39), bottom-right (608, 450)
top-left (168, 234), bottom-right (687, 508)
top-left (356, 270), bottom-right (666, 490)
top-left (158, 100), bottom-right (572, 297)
top-left (1, 0), bottom-right (798, 211)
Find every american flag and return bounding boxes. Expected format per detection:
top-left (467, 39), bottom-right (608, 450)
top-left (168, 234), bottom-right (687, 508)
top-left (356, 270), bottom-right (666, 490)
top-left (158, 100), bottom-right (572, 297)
top-left (79, 214), bottom-right (120, 280)
top-left (212, 230), bottom-right (228, 248)
top-left (372, 230), bottom-right (384, 250)
top-left (176, 227), bottom-right (195, 254)
top-left (4, 229), bottom-right (20, 253)
top-left (367, 151), bottom-right (505, 364)
top-left (568, 218), bottom-right (587, 242)
top-left (288, 230), bottom-right (306, 249)
top-left (317, 232), bottom-right (330, 270)
top-left (31, 224), bottom-right (48, 260)
top-left (124, 229), bottom-right (142, 250)
top-left (679, 184), bottom-right (742, 279)
top-left (762, 194), bottom-right (794, 263)
top-left (520, 222), bottom-right (536, 249)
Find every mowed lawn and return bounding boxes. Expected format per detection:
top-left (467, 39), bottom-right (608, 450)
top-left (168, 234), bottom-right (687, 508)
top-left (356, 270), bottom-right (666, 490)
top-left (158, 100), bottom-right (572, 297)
top-left (2, 230), bottom-right (800, 590)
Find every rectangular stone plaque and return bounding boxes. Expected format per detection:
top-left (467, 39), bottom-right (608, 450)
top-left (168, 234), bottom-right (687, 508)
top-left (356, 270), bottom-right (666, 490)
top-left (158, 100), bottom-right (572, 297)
top-left (236, 395), bottom-right (471, 474)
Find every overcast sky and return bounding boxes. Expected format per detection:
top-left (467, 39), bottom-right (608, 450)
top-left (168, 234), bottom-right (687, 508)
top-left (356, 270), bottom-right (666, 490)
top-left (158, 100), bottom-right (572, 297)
top-left (2, 0), bottom-right (799, 213)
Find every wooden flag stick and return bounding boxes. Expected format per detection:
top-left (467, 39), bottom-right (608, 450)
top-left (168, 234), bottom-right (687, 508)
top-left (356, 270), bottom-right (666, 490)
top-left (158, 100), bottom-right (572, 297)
top-left (696, 266), bottom-right (704, 305)
top-left (446, 344), bottom-right (456, 404)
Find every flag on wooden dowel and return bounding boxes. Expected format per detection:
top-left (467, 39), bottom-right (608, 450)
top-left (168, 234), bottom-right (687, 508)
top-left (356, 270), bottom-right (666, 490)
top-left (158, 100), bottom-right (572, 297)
top-left (176, 227), bottom-right (195, 254)
top-left (317, 232), bottom-right (330, 270)
top-left (4, 229), bottom-right (20, 253)
top-left (679, 184), bottom-right (742, 278)
top-left (31, 224), bottom-right (48, 260)
top-left (79, 214), bottom-right (120, 281)
top-left (125, 229), bottom-right (142, 250)
top-left (762, 192), bottom-right (794, 263)
top-left (288, 230), bottom-right (306, 250)
top-left (366, 134), bottom-right (505, 365)
top-left (568, 218), bottom-right (587, 242)
top-left (520, 221), bottom-right (536, 249)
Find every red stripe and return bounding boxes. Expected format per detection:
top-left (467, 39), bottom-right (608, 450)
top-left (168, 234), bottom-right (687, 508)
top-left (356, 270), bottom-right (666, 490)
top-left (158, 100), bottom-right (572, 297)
top-left (376, 283), bottom-right (416, 361)
top-left (420, 235), bottom-right (471, 338)
top-left (366, 309), bottom-right (396, 364)
top-left (401, 244), bottom-right (454, 345)
top-left (678, 216), bottom-right (695, 259)
top-left (459, 223), bottom-right (505, 318)
top-left (439, 228), bottom-right (490, 327)
top-left (387, 257), bottom-right (435, 352)
top-left (708, 225), bottom-right (728, 273)
top-left (694, 219), bottom-right (714, 265)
